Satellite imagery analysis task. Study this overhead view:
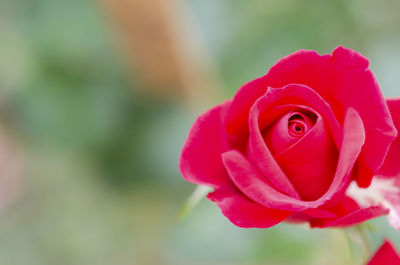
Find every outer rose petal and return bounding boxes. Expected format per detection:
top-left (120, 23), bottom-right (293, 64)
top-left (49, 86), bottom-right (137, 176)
top-left (329, 48), bottom-right (398, 187)
top-left (323, 206), bottom-right (388, 227)
top-left (225, 47), bottom-right (397, 187)
top-left (207, 189), bottom-right (291, 228)
top-left (377, 98), bottom-right (400, 230)
top-left (379, 99), bottom-right (400, 177)
top-left (310, 198), bottom-right (388, 228)
top-left (367, 240), bottom-right (400, 265)
top-left (225, 75), bottom-right (270, 138)
top-left (179, 100), bottom-right (234, 189)
top-left (349, 99), bottom-right (400, 230)
top-left (346, 178), bottom-right (400, 230)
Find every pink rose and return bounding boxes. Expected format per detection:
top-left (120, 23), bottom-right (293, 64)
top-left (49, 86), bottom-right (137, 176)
top-left (367, 240), bottom-right (400, 265)
top-left (179, 46), bottom-right (400, 228)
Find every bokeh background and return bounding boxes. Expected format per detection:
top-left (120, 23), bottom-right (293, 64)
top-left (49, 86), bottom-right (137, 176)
top-left (0, 0), bottom-right (400, 264)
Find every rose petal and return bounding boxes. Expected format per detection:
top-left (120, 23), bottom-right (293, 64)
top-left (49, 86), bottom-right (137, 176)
top-left (367, 240), bottom-right (400, 265)
top-left (291, 196), bottom-right (387, 227)
top-left (301, 208), bottom-right (339, 219)
top-left (207, 189), bottom-right (292, 228)
top-left (179, 100), bottom-right (234, 189)
top-left (309, 196), bottom-right (387, 228)
top-left (222, 150), bottom-right (307, 211)
top-left (225, 75), bottom-right (270, 138)
top-left (312, 205), bottom-right (388, 228)
top-left (348, 99), bottom-right (400, 230)
top-left (247, 111), bottom-right (301, 199)
top-left (321, 107), bottom-right (366, 207)
top-left (379, 99), bottom-right (400, 177)
top-left (329, 48), bottom-right (397, 187)
top-left (375, 99), bottom-right (400, 230)
top-left (310, 197), bottom-right (388, 228)
top-left (347, 177), bottom-right (400, 230)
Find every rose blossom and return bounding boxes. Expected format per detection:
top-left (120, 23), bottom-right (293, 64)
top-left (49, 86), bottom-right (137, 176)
top-left (179, 46), bottom-right (400, 228)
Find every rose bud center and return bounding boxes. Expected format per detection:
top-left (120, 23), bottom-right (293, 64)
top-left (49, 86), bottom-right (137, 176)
top-left (288, 113), bottom-right (311, 137)
top-left (262, 108), bottom-right (338, 201)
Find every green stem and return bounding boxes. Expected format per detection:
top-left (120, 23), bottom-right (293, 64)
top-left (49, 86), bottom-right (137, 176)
top-left (349, 224), bottom-right (375, 265)
top-left (343, 224), bottom-right (374, 265)
top-left (356, 224), bottom-right (372, 255)
top-left (343, 229), bottom-right (355, 264)
top-left (177, 185), bottom-right (212, 220)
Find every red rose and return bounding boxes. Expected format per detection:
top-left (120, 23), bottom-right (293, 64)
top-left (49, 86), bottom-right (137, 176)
top-left (179, 46), bottom-right (399, 228)
top-left (367, 240), bottom-right (400, 265)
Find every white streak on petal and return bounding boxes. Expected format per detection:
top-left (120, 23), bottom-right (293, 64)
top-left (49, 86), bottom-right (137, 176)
top-left (346, 178), bottom-right (400, 230)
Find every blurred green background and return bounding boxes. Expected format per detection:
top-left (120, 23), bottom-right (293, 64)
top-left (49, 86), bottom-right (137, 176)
top-left (0, 0), bottom-right (400, 264)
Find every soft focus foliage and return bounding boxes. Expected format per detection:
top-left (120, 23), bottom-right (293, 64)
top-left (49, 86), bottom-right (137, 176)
top-left (0, 0), bottom-right (400, 264)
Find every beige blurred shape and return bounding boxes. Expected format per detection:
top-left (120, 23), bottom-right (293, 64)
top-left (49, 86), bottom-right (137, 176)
top-left (0, 123), bottom-right (24, 214)
top-left (104, 0), bottom-right (223, 109)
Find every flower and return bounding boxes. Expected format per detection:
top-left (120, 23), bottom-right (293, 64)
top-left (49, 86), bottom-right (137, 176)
top-left (366, 240), bottom-right (400, 265)
top-left (179, 46), bottom-right (399, 228)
